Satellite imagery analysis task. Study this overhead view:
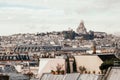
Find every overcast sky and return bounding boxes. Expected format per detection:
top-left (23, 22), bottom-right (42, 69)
top-left (0, 0), bottom-right (120, 35)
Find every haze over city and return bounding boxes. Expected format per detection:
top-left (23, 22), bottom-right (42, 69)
top-left (0, 0), bottom-right (120, 35)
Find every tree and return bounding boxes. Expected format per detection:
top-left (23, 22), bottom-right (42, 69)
top-left (63, 31), bottom-right (76, 40)
top-left (51, 64), bottom-right (65, 75)
top-left (93, 71), bottom-right (96, 74)
top-left (79, 66), bottom-right (86, 73)
top-left (73, 57), bottom-right (77, 72)
top-left (66, 57), bottom-right (70, 73)
top-left (88, 30), bottom-right (94, 40)
top-left (99, 60), bottom-right (113, 74)
top-left (56, 64), bottom-right (64, 74)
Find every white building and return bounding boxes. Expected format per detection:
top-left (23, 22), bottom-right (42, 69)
top-left (38, 58), bottom-right (66, 78)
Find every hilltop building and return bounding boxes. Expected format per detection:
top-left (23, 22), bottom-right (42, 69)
top-left (76, 21), bottom-right (87, 35)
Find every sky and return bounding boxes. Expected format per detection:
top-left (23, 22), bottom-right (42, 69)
top-left (0, 0), bottom-right (120, 36)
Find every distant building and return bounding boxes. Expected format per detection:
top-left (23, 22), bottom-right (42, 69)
top-left (0, 54), bottom-right (30, 62)
top-left (14, 45), bottom-right (62, 53)
top-left (76, 21), bottom-right (87, 35)
top-left (94, 32), bottom-right (107, 38)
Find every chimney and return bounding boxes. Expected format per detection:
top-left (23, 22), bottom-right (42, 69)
top-left (69, 57), bottom-right (74, 73)
top-left (92, 41), bottom-right (96, 54)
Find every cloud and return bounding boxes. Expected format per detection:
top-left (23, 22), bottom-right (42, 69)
top-left (0, 0), bottom-right (120, 35)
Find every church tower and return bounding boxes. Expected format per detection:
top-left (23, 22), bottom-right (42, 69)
top-left (76, 21), bottom-right (87, 34)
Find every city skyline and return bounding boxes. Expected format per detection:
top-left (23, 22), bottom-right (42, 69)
top-left (0, 0), bottom-right (120, 35)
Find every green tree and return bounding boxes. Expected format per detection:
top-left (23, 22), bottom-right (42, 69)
top-left (99, 60), bottom-right (113, 74)
top-left (63, 31), bottom-right (76, 40)
top-left (66, 57), bottom-right (70, 73)
top-left (73, 58), bottom-right (77, 72)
